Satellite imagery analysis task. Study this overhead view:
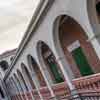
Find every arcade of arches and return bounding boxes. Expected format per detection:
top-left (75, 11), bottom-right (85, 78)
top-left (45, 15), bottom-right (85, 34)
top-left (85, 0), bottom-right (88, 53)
top-left (96, 0), bottom-right (100, 22)
top-left (6, 14), bottom-right (100, 99)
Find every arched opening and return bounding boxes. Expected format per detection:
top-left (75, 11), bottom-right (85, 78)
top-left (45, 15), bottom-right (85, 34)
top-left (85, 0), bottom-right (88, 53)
top-left (21, 63), bottom-right (36, 89)
top-left (96, 0), bottom-right (100, 22)
top-left (21, 63), bottom-right (41, 99)
top-left (10, 77), bottom-right (18, 93)
top-left (27, 55), bottom-right (46, 87)
top-left (0, 60), bottom-right (9, 71)
top-left (9, 77), bottom-right (19, 100)
top-left (17, 69), bottom-right (29, 92)
top-left (13, 73), bottom-right (23, 92)
top-left (37, 41), bottom-right (64, 84)
top-left (10, 77), bottom-right (22, 100)
top-left (53, 15), bottom-right (100, 78)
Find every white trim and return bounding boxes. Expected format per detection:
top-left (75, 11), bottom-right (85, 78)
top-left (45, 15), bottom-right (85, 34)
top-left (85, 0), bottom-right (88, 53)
top-left (67, 40), bottom-right (80, 52)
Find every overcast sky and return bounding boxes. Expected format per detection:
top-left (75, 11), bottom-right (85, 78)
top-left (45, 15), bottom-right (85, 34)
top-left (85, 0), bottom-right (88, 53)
top-left (0, 0), bottom-right (39, 54)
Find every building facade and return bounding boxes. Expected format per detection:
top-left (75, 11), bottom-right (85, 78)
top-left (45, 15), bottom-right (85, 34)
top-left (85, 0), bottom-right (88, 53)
top-left (0, 0), bottom-right (100, 99)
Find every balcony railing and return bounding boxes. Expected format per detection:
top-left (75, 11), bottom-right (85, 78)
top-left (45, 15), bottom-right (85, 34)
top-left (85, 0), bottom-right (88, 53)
top-left (49, 91), bottom-right (100, 100)
top-left (49, 73), bottom-right (100, 99)
top-left (73, 73), bottom-right (100, 90)
top-left (11, 73), bottom-right (100, 100)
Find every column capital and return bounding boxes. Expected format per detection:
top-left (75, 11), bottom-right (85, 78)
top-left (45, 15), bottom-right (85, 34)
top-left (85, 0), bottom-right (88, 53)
top-left (87, 34), bottom-right (100, 42)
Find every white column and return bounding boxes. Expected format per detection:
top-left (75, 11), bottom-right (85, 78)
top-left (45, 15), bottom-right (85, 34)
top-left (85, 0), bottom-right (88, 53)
top-left (56, 56), bottom-right (75, 90)
top-left (37, 64), bottom-right (58, 100)
top-left (28, 68), bottom-right (44, 100)
top-left (21, 73), bottom-right (35, 100)
top-left (17, 75), bottom-right (28, 100)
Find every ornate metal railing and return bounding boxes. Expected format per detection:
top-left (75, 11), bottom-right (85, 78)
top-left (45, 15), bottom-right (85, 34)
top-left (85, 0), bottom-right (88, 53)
top-left (49, 91), bottom-right (100, 100)
top-left (11, 73), bottom-right (100, 100)
top-left (73, 73), bottom-right (100, 90)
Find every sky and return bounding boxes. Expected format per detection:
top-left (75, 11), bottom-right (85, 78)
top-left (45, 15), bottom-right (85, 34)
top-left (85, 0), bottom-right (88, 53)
top-left (0, 0), bottom-right (39, 54)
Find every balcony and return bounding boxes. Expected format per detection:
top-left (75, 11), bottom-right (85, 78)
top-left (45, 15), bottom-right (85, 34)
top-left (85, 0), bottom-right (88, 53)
top-left (41, 73), bottom-right (100, 99)
top-left (11, 73), bottom-right (100, 100)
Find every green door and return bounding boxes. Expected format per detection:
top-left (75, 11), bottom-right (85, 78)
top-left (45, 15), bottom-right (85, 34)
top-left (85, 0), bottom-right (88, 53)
top-left (46, 54), bottom-right (64, 83)
top-left (72, 47), bottom-right (94, 76)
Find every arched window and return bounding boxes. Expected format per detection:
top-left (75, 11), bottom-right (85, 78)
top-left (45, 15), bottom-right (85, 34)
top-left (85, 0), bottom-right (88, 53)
top-left (0, 60), bottom-right (9, 71)
top-left (27, 55), bottom-right (46, 86)
top-left (21, 63), bottom-right (35, 89)
top-left (53, 15), bottom-right (100, 78)
top-left (17, 69), bottom-right (28, 91)
top-left (13, 73), bottom-right (23, 92)
top-left (21, 63), bottom-right (40, 99)
top-left (37, 41), bottom-right (64, 83)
